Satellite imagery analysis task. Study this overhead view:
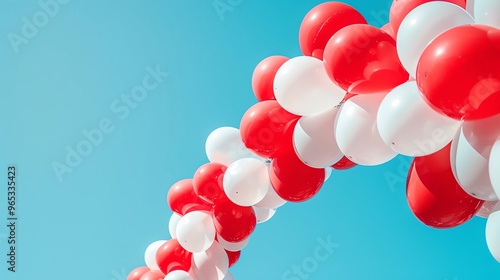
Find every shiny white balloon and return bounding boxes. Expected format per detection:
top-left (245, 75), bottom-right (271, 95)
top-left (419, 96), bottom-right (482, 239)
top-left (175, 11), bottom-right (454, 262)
top-left (253, 206), bottom-right (276, 224)
top-left (377, 81), bottom-right (460, 157)
top-left (192, 241), bottom-right (229, 280)
top-left (474, 0), bottom-right (500, 28)
top-left (486, 202), bottom-right (500, 262)
top-left (293, 107), bottom-right (344, 168)
top-left (253, 183), bottom-right (286, 209)
top-left (335, 92), bottom-right (397, 165)
top-left (223, 158), bottom-right (269, 206)
top-left (397, 1), bottom-right (474, 77)
top-left (466, 0), bottom-right (476, 15)
top-left (451, 114), bottom-right (500, 201)
top-left (218, 235), bottom-right (249, 252)
top-left (223, 272), bottom-right (235, 280)
top-left (164, 270), bottom-right (193, 280)
top-left (325, 167), bottom-right (333, 182)
top-left (489, 139), bottom-right (500, 198)
top-left (205, 127), bottom-right (258, 166)
top-left (176, 211), bottom-right (216, 253)
top-left (168, 212), bottom-right (182, 239)
top-left (274, 56), bottom-right (346, 116)
top-left (144, 240), bottom-right (167, 271)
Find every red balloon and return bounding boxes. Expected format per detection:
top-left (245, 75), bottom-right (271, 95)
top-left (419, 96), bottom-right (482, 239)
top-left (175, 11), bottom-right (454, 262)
top-left (299, 2), bottom-right (367, 57)
top-left (269, 148), bottom-right (325, 202)
top-left (312, 49), bottom-right (324, 60)
top-left (252, 56), bottom-right (289, 101)
top-left (127, 266), bottom-right (150, 280)
top-left (167, 179), bottom-right (211, 215)
top-left (213, 200), bottom-right (256, 243)
top-left (416, 24), bottom-right (500, 120)
top-left (390, 0), bottom-right (466, 36)
top-left (406, 144), bottom-right (484, 228)
top-left (139, 271), bottom-right (165, 280)
top-left (331, 156), bottom-right (357, 170)
top-left (193, 163), bottom-right (228, 204)
top-left (226, 250), bottom-right (241, 268)
top-left (156, 239), bottom-right (192, 275)
top-left (323, 24), bottom-right (408, 94)
top-left (240, 100), bottom-right (299, 158)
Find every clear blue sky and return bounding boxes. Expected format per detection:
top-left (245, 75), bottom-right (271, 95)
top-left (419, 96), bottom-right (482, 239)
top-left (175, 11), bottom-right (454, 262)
top-left (0, 0), bottom-right (499, 279)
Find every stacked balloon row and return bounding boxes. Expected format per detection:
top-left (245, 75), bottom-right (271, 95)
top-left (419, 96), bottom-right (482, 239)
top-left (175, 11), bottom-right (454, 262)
top-left (127, 0), bottom-right (500, 279)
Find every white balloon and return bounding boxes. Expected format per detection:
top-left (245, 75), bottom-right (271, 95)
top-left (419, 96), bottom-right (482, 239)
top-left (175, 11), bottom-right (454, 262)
top-left (176, 211), bottom-right (216, 253)
top-left (253, 184), bottom-right (286, 209)
top-left (474, 0), bottom-right (500, 28)
top-left (192, 241), bottom-right (229, 280)
top-left (205, 127), bottom-right (258, 166)
top-left (218, 235), bottom-right (249, 252)
top-left (274, 56), bottom-right (346, 116)
top-left (477, 200), bottom-right (499, 218)
top-left (164, 270), bottom-right (193, 280)
top-left (489, 138), bottom-right (500, 198)
top-left (451, 114), bottom-right (500, 201)
top-left (253, 206), bottom-right (276, 224)
top-left (223, 272), bottom-right (235, 280)
top-left (223, 158), bottom-right (269, 206)
top-left (397, 1), bottom-right (474, 77)
top-left (467, 0), bottom-right (476, 15)
top-left (325, 167), bottom-right (333, 182)
top-left (377, 81), bottom-right (461, 157)
top-left (335, 92), bottom-right (397, 165)
top-left (486, 202), bottom-right (500, 262)
top-left (144, 240), bottom-right (167, 271)
top-left (293, 107), bottom-right (344, 168)
top-left (169, 212), bottom-right (182, 239)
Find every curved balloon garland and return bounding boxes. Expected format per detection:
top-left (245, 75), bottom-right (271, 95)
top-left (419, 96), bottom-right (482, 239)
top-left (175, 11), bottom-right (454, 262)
top-left (128, 1), bottom-right (500, 279)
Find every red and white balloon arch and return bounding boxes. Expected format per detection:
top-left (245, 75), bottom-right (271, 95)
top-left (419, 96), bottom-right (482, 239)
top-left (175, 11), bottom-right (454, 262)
top-left (128, 1), bottom-right (500, 279)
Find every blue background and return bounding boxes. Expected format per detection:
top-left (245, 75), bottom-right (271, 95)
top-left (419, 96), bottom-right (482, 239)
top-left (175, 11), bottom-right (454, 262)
top-left (0, 0), bottom-right (499, 279)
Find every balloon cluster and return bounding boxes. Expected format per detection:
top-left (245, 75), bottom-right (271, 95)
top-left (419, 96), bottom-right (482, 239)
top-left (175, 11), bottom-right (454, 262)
top-left (127, 1), bottom-right (500, 279)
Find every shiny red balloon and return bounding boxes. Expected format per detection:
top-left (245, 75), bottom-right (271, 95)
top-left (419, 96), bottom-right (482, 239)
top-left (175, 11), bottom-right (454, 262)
top-left (269, 148), bottom-right (325, 202)
top-left (389, 0), bottom-right (466, 35)
top-left (167, 179), bottom-right (211, 215)
top-left (416, 24), bottom-right (500, 120)
top-left (299, 2), bottom-right (367, 57)
top-left (225, 250), bottom-right (241, 268)
top-left (156, 239), bottom-right (192, 275)
top-left (240, 100), bottom-right (299, 158)
top-left (406, 144), bottom-right (484, 228)
top-left (252, 56), bottom-right (289, 101)
top-left (323, 24), bottom-right (408, 94)
top-left (139, 271), bottom-right (165, 280)
top-left (331, 156), bottom-right (357, 170)
top-left (193, 163), bottom-right (228, 204)
top-left (127, 266), bottom-right (150, 280)
top-left (213, 200), bottom-right (256, 243)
